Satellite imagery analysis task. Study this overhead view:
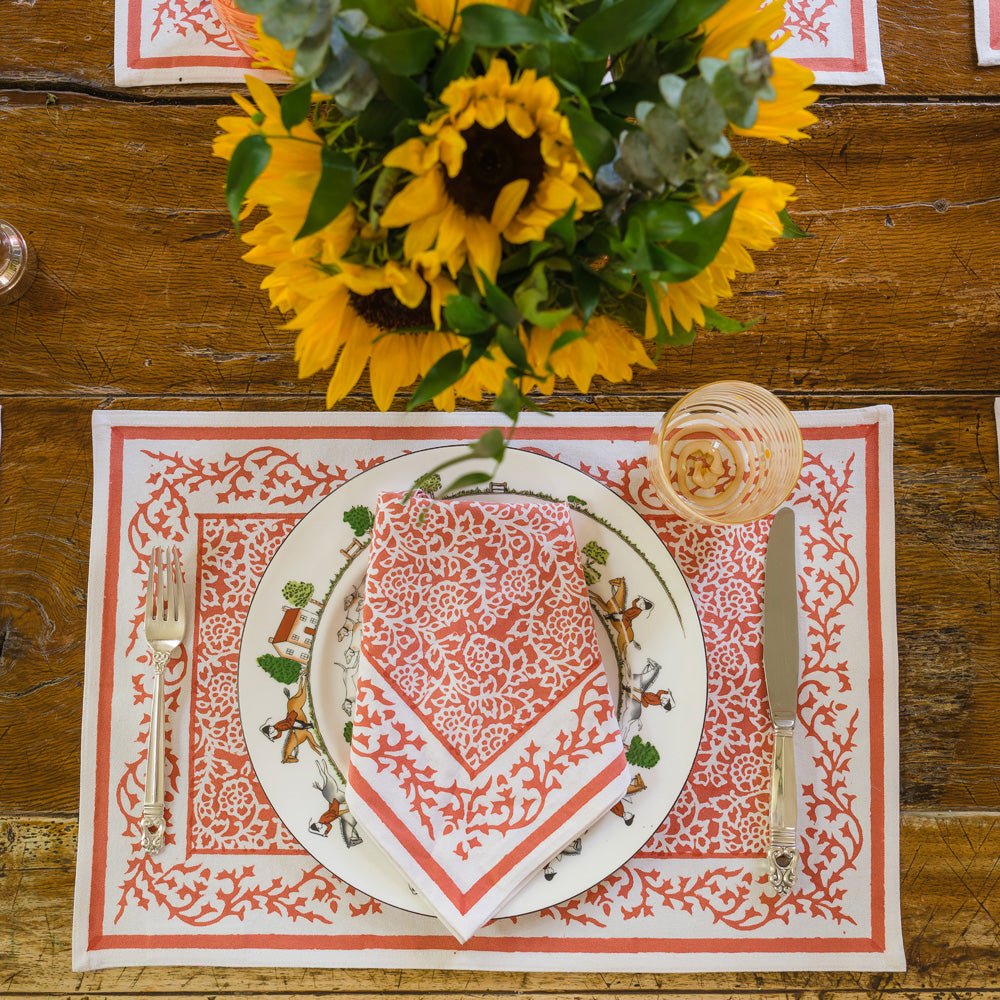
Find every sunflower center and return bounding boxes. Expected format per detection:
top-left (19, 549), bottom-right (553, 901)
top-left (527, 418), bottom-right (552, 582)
top-left (445, 122), bottom-right (544, 220)
top-left (348, 288), bottom-right (434, 333)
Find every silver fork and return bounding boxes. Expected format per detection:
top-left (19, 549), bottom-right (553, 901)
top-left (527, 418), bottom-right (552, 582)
top-left (141, 545), bottom-right (186, 855)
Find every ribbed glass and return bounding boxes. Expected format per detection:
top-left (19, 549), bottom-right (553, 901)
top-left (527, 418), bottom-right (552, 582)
top-left (647, 381), bottom-right (803, 526)
top-left (212, 0), bottom-right (258, 57)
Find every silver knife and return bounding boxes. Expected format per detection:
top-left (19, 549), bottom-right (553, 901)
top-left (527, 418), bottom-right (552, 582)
top-left (762, 506), bottom-right (801, 895)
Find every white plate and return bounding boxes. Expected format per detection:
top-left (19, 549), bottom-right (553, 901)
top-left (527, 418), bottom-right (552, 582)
top-left (238, 447), bottom-right (707, 917)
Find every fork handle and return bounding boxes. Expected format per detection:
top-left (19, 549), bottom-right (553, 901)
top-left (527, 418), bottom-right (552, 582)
top-left (142, 650), bottom-right (169, 855)
top-left (767, 725), bottom-right (797, 895)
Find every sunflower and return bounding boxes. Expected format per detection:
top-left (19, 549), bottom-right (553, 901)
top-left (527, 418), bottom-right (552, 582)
top-left (214, 76), bottom-right (326, 218)
top-left (379, 58), bottom-right (601, 284)
top-left (646, 175), bottom-right (795, 335)
top-left (415, 0), bottom-right (532, 32)
top-left (528, 316), bottom-right (655, 393)
top-left (283, 261), bottom-right (511, 410)
top-left (248, 18), bottom-right (297, 76)
top-left (701, 0), bottom-right (817, 144)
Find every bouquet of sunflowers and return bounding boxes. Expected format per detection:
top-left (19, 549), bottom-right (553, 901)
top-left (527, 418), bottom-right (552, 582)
top-left (215, 0), bottom-right (815, 476)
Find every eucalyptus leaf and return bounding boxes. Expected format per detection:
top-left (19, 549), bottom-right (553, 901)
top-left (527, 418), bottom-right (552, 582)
top-left (679, 76), bottom-right (727, 150)
top-left (294, 4), bottom-right (337, 80)
top-left (710, 64), bottom-right (757, 128)
top-left (242, 0), bottom-right (320, 49)
top-left (226, 133), bottom-right (271, 231)
top-left (657, 73), bottom-right (685, 108)
top-left (618, 130), bottom-right (663, 190)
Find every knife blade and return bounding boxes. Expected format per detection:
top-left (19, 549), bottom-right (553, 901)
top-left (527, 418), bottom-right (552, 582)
top-left (762, 505), bottom-right (800, 894)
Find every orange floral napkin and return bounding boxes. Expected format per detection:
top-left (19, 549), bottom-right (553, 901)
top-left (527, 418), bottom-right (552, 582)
top-left (346, 492), bottom-right (631, 942)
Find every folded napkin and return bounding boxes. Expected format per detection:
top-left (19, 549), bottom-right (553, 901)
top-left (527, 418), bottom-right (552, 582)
top-left (346, 491), bottom-right (631, 941)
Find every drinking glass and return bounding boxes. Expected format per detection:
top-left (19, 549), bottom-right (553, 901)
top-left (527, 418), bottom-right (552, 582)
top-left (647, 381), bottom-right (803, 526)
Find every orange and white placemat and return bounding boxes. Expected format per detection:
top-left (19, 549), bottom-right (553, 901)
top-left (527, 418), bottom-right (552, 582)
top-left (113, 0), bottom-right (283, 86)
top-left (73, 408), bottom-right (903, 972)
top-left (975, 0), bottom-right (1000, 65)
top-left (779, 0), bottom-right (884, 84)
top-left (114, 0), bottom-right (883, 87)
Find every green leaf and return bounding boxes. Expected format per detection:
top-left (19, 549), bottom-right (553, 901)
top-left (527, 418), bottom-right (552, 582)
top-left (655, 0), bottom-right (727, 39)
top-left (549, 326), bottom-right (587, 354)
top-left (357, 99), bottom-right (404, 140)
top-left (441, 471), bottom-right (495, 494)
top-left (492, 377), bottom-right (524, 420)
top-left (347, 27), bottom-right (439, 75)
top-left (444, 294), bottom-right (495, 335)
top-left (432, 37), bottom-right (475, 93)
top-left (481, 274), bottom-right (521, 329)
top-left (665, 194), bottom-right (739, 272)
top-left (470, 427), bottom-right (506, 460)
top-left (629, 200), bottom-right (700, 242)
top-left (496, 324), bottom-right (530, 371)
top-left (280, 83), bottom-right (313, 131)
top-left (574, 0), bottom-right (678, 56)
top-left (226, 134), bottom-right (271, 231)
top-left (546, 202), bottom-right (578, 252)
top-left (701, 306), bottom-right (760, 333)
top-left (460, 5), bottom-right (560, 46)
top-left (375, 70), bottom-right (428, 118)
top-left (296, 147), bottom-right (356, 239)
top-left (407, 348), bottom-right (466, 410)
top-left (571, 261), bottom-right (601, 320)
top-left (344, 0), bottom-right (413, 31)
top-left (779, 208), bottom-right (812, 239)
top-left (562, 106), bottom-right (615, 172)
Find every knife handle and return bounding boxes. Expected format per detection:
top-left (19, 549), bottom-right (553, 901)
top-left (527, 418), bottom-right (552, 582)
top-left (767, 725), bottom-right (797, 895)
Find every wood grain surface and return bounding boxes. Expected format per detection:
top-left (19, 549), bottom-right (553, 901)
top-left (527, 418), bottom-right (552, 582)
top-left (2, 813), bottom-right (999, 993)
top-left (2, 0), bottom-right (1000, 993)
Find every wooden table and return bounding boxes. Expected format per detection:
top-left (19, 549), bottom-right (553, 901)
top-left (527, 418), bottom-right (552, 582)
top-left (2, 1), bottom-right (999, 996)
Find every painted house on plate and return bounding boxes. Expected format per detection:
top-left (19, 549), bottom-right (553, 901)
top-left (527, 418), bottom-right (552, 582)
top-left (269, 600), bottom-right (322, 662)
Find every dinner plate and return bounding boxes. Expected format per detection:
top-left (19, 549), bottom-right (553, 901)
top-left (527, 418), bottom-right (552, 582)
top-left (238, 446), bottom-right (707, 917)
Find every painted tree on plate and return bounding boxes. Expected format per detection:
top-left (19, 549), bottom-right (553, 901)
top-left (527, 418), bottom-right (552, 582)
top-left (626, 735), bottom-right (660, 768)
top-left (282, 580), bottom-right (314, 607)
top-left (581, 539), bottom-right (609, 585)
top-left (257, 653), bottom-right (302, 685)
top-left (344, 505), bottom-right (374, 536)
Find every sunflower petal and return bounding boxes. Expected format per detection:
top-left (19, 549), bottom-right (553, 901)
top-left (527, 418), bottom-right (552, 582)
top-left (491, 178), bottom-right (530, 231)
